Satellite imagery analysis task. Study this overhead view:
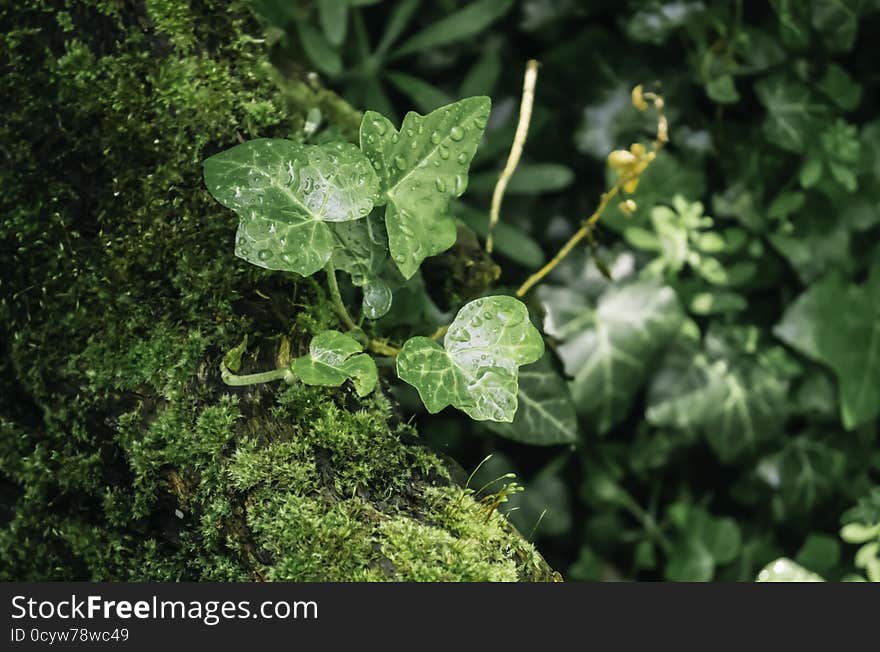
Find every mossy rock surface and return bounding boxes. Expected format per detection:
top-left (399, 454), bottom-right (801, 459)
top-left (0, 0), bottom-right (556, 581)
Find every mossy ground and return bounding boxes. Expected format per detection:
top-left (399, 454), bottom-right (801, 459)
top-left (0, 0), bottom-right (554, 581)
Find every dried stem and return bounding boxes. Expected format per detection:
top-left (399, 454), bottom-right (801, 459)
top-left (486, 59), bottom-right (539, 254)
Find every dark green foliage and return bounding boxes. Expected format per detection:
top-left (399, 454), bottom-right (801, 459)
top-left (268, 0), bottom-right (880, 581)
top-left (0, 0), bottom-right (552, 581)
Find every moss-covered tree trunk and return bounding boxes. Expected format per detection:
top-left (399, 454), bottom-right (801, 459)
top-left (0, 0), bottom-right (556, 581)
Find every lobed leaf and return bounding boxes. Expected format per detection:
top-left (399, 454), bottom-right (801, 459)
top-left (774, 267), bottom-right (880, 429)
top-left (396, 296), bottom-right (544, 422)
top-left (291, 330), bottom-right (377, 397)
top-left (541, 281), bottom-right (684, 435)
top-left (204, 139), bottom-right (379, 277)
top-left (485, 354), bottom-right (579, 445)
top-left (360, 96), bottom-right (490, 278)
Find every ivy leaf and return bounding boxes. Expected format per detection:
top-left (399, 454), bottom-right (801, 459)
top-left (396, 296), bottom-right (544, 422)
top-left (757, 558), bottom-right (824, 582)
top-left (204, 139), bottom-right (379, 277)
top-left (540, 282), bottom-right (684, 435)
top-left (291, 330), bottom-right (377, 397)
top-left (330, 214), bottom-right (400, 319)
top-left (647, 327), bottom-right (791, 462)
top-left (774, 268), bottom-right (880, 429)
top-left (485, 354), bottom-right (579, 445)
top-left (755, 75), bottom-right (825, 153)
top-left (360, 96), bottom-right (491, 278)
top-left (757, 437), bottom-right (847, 514)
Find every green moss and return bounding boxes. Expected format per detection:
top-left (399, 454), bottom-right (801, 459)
top-left (0, 0), bottom-right (555, 581)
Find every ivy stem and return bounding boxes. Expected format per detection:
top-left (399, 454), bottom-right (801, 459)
top-left (324, 261), bottom-right (357, 331)
top-left (515, 90), bottom-right (668, 298)
top-left (368, 339), bottom-right (401, 357)
top-left (220, 365), bottom-right (293, 386)
top-left (429, 325), bottom-right (449, 341)
top-left (486, 59), bottom-right (539, 254)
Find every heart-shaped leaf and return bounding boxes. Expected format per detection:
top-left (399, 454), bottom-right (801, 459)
top-left (396, 296), bottom-right (544, 422)
top-left (291, 330), bottom-right (377, 396)
top-left (204, 139), bottom-right (379, 277)
top-left (360, 96), bottom-right (490, 278)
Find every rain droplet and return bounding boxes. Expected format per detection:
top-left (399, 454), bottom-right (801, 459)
top-left (372, 120), bottom-right (387, 135)
top-left (257, 249), bottom-right (272, 261)
top-left (456, 152), bottom-right (468, 165)
top-left (430, 131), bottom-right (442, 144)
top-left (438, 146), bottom-right (450, 160)
top-left (434, 179), bottom-right (446, 192)
top-left (449, 126), bottom-right (464, 141)
top-left (394, 155), bottom-right (407, 170)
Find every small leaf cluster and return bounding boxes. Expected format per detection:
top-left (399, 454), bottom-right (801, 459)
top-left (206, 97), bottom-right (544, 423)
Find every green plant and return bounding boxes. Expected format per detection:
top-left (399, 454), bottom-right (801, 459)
top-left (205, 96), bottom-right (548, 422)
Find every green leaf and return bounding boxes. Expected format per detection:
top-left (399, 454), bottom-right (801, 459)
top-left (291, 330), bottom-right (377, 396)
top-left (757, 437), bottom-right (846, 513)
top-left (385, 72), bottom-right (452, 114)
top-left (360, 96), bottom-right (490, 278)
top-left (330, 214), bottom-right (401, 319)
top-left (396, 296), bottom-right (544, 422)
top-left (204, 139), bottom-right (379, 277)
top-left (541, 282), bottom-right (683, 434)
top-left (757, 558), bottom-right (824, 582)
top-left (469, 163), bottom-right (575, 195)
top-left (774, 268), bottom-right (880, 428)
top-left (796, 534), bottom-right (841, 573)
top-left (317, 0), bottom-right (348, 46)
top-left (459, 48), bottom-right (502, 98)
top-left (755, 75), bottom-right (825, 153)
top-left (811, 0), bottom-right (862, 52)
top-left (391, 0), bottom-right (514, 58)
top-left (485, 354), bottom-right (579, 445)
top-left (818, 63), bottom-right (862, 111)
top-left (647, 328), bottom-right (791, 462)
top-left (296, 22), bottom-right (342, 76)
top-left (706, 74), bottom-right (740, 104)
top-left (457, 203), bottom-right (545, 269)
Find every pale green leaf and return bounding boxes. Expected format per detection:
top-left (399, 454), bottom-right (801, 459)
top-left (205, 139), bottom-right (379, 277)
top-left (291, 330), bottom-right (377, 396)
top-left (485, 354), bottom-right (579, 445)
top-left (396, 296), bottom-right (544, 422)
top-left (360, 97), bottom-right (490, 278)
top-left (541, 282), bottom-right (684, 434)
top-left (757, 558), bottom-right (824, 582)
top-left (647, 328), bottom-right (791, 461)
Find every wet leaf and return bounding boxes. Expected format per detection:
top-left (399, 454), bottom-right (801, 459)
top-left (396, 296), bottom-right (544, 421)
top-left (757, 558), bottom-right (824, 582)
top-left (359, 96), bottom-right (490, 278)
top-left (291, 330), bottom-right (378, 396)
top-left (204, 139), bottom-right (379, 277)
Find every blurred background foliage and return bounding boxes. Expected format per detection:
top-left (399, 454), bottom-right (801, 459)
top-left (255, 0), bottom-right (879, 580)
